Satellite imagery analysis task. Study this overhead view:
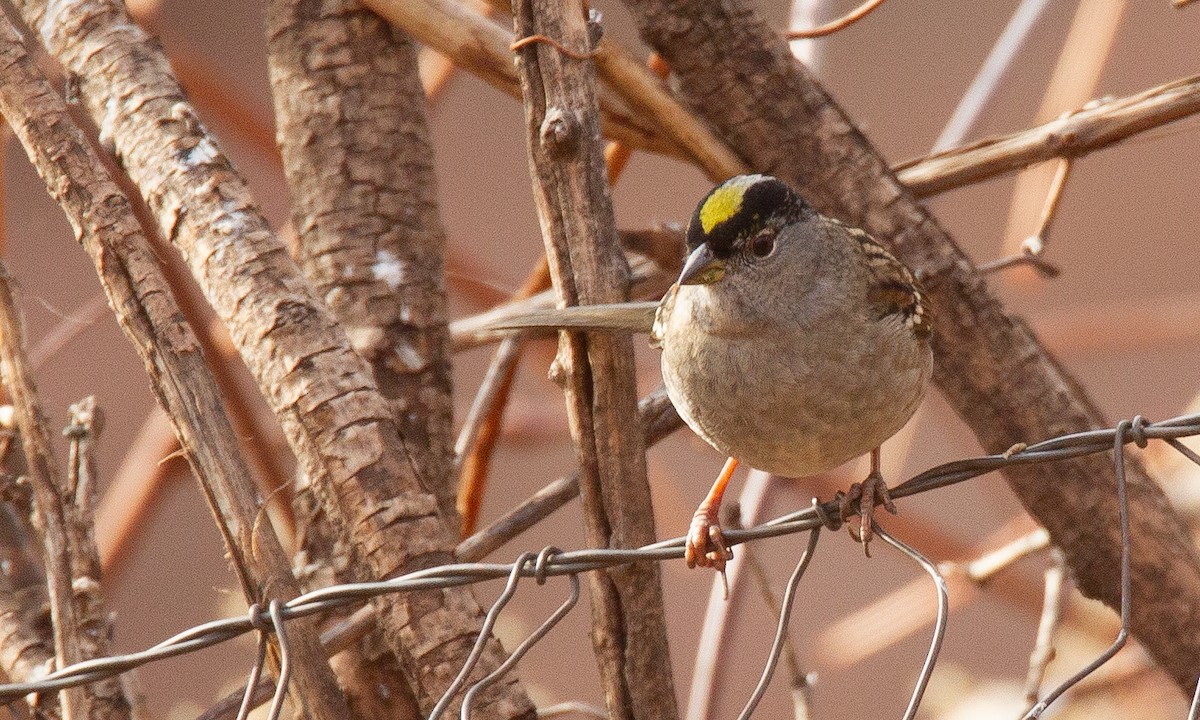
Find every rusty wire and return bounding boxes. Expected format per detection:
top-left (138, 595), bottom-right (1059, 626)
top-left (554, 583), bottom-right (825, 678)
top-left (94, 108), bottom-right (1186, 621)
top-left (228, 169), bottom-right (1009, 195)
top-left (2, 412), bottom-right (1199, 718)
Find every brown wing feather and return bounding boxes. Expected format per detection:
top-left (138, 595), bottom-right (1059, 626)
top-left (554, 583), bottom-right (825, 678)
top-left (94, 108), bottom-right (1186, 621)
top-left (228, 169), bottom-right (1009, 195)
top-left (837, 221), bottom-right (932, 340)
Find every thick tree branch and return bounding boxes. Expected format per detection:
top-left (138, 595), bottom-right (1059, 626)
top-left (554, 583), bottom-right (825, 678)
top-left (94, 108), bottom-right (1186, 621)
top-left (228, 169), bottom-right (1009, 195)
top-left (11, 1), bottom-right (534, 716)
top-left (511, 3), bottom-right (678, 720)
top-left (268, 0), bottom-right (457, 519)
top-left (265, 1), bottom-right (468, 716)
top-left (0, 17), bottom-right (350, 720)
top-left (622, 0), bottom-right (1200, 693)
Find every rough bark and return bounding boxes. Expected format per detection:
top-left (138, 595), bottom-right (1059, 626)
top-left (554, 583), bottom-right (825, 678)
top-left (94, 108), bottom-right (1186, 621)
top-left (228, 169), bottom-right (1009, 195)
top-left (10, 1), bottom-right (533, 716)
top-left (622, 0), bottom-right (1200, 693)
top-left (511, 3), bottom-right (679, 720)
top-left (267, 0), bottom-right (456, 519)
top-left (0, 17), bottom-right (349, 720)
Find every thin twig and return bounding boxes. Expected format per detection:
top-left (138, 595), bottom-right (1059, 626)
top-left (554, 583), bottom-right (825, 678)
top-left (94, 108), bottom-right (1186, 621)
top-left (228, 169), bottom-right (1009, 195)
top-left (1001, 0), bottom-right (1125, 255)
top-left (94, 409), bottom-right (182, 577)
top-left (685, 471), bottom-right (774, 720)
top-left (930, 0), bottom-right (1055, 152)
top-left (1024, 549), bottom-right (1067, 704)
top-left (592, 39), bottom-right (746, 180)
top-left (0, 264), bottom-right (87, 718)
top-left (457, 259), bottom-right (551, 537)
top-left (961, 527), bottom-right (1052, 583)
top-left (897, 74), bottom-right (1200, 197)
top-left (729, 500), bottom-right (813, 720)
top-left (786, 0), bottom-right (889, 38)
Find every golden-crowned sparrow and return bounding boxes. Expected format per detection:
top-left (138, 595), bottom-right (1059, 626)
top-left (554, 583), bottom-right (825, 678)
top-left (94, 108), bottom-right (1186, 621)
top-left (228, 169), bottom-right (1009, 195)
top-left (651, 174), bottom-right (932, 568)
top-left (476, 174), bottom-right (932, 567)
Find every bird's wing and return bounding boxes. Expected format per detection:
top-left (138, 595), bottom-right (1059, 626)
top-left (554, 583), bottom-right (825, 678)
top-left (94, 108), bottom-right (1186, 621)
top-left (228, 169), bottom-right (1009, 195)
top-left (839, 222), bottom-right (932, 339)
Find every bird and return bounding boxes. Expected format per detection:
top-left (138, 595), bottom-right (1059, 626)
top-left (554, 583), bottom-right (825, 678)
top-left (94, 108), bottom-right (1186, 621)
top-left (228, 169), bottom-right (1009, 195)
top-left (473, 174), bottom-right (932, 567)
top-left (652, 174), bottom-right (932, 567)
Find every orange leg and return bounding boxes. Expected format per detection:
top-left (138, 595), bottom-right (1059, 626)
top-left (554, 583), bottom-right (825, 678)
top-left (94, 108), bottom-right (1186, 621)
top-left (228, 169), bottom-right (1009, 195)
top-left (686, 457), bottom-right (739, 571)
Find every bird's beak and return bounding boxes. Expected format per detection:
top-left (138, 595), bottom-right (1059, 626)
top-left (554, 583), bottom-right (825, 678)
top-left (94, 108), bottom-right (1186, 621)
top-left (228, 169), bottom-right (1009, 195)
top-left (678, 244), bottom-right (726, 286)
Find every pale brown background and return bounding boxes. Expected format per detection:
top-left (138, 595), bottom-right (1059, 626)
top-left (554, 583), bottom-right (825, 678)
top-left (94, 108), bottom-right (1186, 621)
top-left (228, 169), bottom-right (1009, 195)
top-left (4, 0), bottom-right (1199, 718)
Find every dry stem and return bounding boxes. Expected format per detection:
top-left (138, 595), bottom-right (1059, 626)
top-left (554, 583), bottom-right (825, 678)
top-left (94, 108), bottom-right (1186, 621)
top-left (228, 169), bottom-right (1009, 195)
top-left (511, 3), bottom-right (679, 717)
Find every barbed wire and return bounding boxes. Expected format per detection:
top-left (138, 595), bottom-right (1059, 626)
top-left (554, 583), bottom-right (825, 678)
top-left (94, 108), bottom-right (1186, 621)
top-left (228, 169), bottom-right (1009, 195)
top-left (5, 411), bottom-right (1200, 720)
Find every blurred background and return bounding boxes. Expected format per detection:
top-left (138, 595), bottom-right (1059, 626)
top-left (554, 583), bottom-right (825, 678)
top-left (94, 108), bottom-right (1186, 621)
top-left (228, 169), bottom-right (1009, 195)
top-left (4, 0), bottom-right (1199, 717)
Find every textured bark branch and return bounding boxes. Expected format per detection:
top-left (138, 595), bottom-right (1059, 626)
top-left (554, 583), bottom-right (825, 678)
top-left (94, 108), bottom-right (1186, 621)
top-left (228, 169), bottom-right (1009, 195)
top-left (268, 0), bottom-right (456, 519)
top-left (0, 265), bottom-right (128, 720)
top-left (511, 3), bottom-right (678, 720)
top-left (898, 74), bottom-right (1200, 198)
top-left (11, 1), bottom-right (534, 717)
top-left (265, 2), bottom-right (534, 716)
top-left (0, 17), bottom-right (349, 720)
top-left (622, 0), bottom-right (1200, 693)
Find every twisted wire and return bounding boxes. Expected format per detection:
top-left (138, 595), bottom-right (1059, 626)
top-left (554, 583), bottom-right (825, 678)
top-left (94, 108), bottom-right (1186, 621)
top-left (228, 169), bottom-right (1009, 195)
top-left (2, 412), bottom-right (1199, 718)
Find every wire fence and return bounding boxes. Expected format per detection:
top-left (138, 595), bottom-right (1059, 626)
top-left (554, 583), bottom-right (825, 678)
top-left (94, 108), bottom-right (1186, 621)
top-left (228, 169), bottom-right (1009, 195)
top-left (6, 412), bottom-right (1200, 720)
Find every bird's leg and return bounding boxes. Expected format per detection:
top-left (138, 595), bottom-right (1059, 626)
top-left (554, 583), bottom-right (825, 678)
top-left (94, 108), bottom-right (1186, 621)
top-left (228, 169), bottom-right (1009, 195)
top-left (837, 447), bottom-right (897, 557)
top-left (686, 457), bottom-right (739, 571)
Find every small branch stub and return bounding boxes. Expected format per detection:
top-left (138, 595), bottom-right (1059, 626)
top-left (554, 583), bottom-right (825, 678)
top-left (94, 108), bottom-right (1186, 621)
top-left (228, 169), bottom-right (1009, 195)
top-left (540, 107), bottom-right (580, 157)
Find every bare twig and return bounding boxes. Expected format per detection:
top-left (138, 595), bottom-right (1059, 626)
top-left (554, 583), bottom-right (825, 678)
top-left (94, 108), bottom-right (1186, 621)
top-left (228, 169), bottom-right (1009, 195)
top-left (786, 0), bottom-right (889, 38)
top-left (685, 471), bottom-right (773, 720)
top-left (94, 409), bottom-right (181, 576)
top-left (728, 500), bottom-right (813, 720)
top-left (1024, 549), bottom-right (1067, 703)
top-left (457, 260), bottom-right (552, 537)
top-left (961, 527), bottom-right (1051, 583)
top-left (591, 39), bottom-right (746, 180)
top-left (511, 2), bottom-right (679, 716)
top-left (1000, 0), bottom-right (1124, 255)
top-left (898, 75), bottom-right (1200, 197)
top-left (930, 0), bottom-right (1055, 152)
top-left (0, 266), bottom-right (89, 719)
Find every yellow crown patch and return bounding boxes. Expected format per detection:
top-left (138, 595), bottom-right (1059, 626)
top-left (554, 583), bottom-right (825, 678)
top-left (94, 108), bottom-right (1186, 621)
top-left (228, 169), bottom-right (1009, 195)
top-left (699, 176), bottom-right (757, 233)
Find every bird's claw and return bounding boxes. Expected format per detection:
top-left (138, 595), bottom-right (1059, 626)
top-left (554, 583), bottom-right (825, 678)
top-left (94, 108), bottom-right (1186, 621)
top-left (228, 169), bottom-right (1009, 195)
top-left (837, 472), bottom-right (896, 557)
top-left (686, 507), bottom-right (733, 571)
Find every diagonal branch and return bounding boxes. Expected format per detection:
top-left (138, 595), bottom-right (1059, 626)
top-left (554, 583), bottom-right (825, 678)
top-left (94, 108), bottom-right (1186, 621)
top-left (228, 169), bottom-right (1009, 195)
top-left (897, 74), bottom-right (1200, 197)
top-left (266, 1), bottom-right (514, 716)
top-left (11, 0), bottom-right (535, 716)
top-left (0, 16), bottom-right (350, 720)
top-left (510, 2), bottom-right (679, 719)
top-left (621, 0), bottom-right (1200, 694)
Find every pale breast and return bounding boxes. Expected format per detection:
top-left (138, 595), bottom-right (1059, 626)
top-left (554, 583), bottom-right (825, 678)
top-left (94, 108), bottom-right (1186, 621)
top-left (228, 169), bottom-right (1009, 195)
top-left (659, 285), bottom-right (931, 477)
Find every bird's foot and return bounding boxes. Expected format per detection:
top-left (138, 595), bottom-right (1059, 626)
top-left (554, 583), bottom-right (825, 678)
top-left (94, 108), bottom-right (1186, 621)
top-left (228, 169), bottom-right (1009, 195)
top-left (686, 504), bottom-right (733, 572)
top-left (836, 471), bottom-right (896, 557)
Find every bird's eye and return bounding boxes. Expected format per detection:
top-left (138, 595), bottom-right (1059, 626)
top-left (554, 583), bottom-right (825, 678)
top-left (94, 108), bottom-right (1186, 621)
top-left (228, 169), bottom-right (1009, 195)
top-left (751, 234), bottom-right (775, 257)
